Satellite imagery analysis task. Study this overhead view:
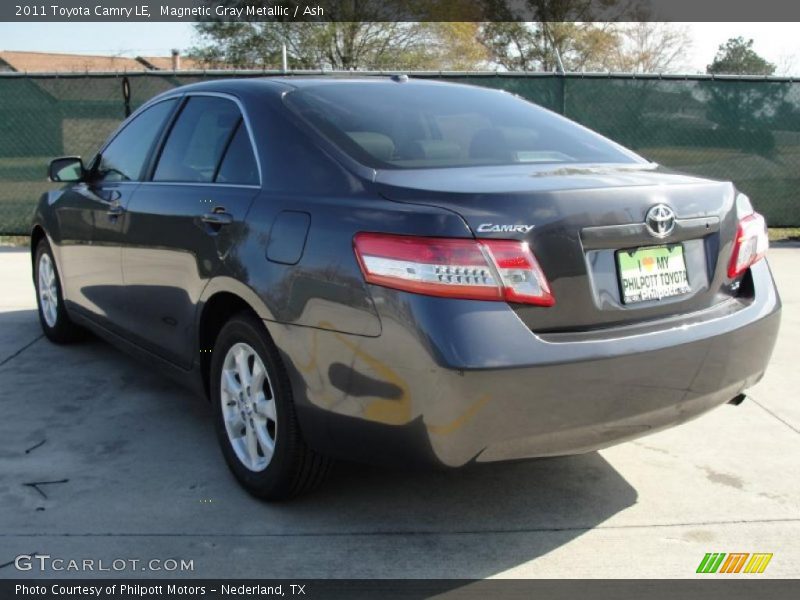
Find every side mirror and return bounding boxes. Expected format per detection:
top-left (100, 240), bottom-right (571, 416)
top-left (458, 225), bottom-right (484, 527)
top-left (49, 156), bottom-right (85, 183)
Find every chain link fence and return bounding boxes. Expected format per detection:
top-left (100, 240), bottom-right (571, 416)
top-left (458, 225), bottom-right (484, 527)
top-left (1, 71), bottom-right (799, 234)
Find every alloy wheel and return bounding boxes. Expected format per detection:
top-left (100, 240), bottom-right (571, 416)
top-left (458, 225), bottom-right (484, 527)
top-left (220, 342), bottom-right (278, 472)
top-left (38, 252), bottom-right (58, 328)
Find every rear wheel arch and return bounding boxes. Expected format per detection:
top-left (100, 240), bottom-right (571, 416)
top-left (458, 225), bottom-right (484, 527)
top-left (197, 291), bottom-right (274, 399)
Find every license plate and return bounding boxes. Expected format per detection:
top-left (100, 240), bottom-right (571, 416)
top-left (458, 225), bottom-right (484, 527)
top-left (616, 244), bottom-right (690, 304)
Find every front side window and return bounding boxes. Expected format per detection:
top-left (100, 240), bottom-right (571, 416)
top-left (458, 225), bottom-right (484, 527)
top-left (154, 96), bottom-right (242, 183)
top-left (95, 99), bottom-right (177, 182)
top-left (285, 83), bottom-right (645, 170)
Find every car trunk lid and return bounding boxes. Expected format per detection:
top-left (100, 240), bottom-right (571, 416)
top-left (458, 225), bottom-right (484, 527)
top-left (374, 163), bottom-right (740, 333)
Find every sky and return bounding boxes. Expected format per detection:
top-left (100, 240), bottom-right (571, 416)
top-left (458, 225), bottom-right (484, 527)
top-left (0, 22), bottom-right (798, 74)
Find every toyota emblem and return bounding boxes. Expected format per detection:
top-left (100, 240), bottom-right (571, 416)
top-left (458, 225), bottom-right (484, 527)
top-left (645, 204), bottom-right (676, 238)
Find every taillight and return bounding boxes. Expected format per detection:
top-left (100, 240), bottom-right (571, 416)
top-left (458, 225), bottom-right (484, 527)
top-left (728, 212), bottom-right (768, 279)
top-left (353, 233), bottom-right (554, 306)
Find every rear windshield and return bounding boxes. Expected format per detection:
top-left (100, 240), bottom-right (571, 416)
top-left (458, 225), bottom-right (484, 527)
top-left (284, 81), bottom-right (644, 170)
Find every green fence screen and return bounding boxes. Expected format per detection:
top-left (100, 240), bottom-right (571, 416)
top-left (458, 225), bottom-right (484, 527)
top-left (1, 71), bottom-right (799, 234)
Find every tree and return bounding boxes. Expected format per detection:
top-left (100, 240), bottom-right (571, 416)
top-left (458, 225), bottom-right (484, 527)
top-left (479, 21), bottom-right (620, 72)
top-left (476, 1), bottom-right (690, 73)
top-left (428, 22), bottom-right (489, 70)
top-left (707, 37), bottom-right (776, 76)
top-left (611, 22), bottom-right (691, 73)
top-left (189, 1), bottom-right (488, 71)
top-left (191, 21), bottom-right (437, 70)
top-left (479, 21), bottom-right (690, 73)
top-left (190, 21), bottom-right (489, 71)
top-left (477, 0), bottom-right (639, 72)
top-left (702, 38), bottom-right (781, 156)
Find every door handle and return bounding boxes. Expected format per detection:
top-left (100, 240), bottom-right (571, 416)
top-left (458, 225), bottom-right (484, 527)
top-left (201, 210), bottom-right (233, 226)
top-left (106, 200), bottom-right (124, 219)
top-left (100, 190), bottom-right (122, 203)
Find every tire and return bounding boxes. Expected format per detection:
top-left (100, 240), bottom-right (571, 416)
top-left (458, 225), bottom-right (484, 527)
top-left (34, 238), bottom-right (83, 343)
top-left (210, 312), bottom-right (331, 500)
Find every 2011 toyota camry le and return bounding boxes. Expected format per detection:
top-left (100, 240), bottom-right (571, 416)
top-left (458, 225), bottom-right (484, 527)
top-left (32, 77), bottom-right (781, 499)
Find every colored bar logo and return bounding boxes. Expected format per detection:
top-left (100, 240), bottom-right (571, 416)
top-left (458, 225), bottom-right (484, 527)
top-left (697, 553), bottom-right (773, 574)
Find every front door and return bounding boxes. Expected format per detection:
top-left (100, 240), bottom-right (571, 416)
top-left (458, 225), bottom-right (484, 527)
top-left (59, 98), bottom-right (178, 330)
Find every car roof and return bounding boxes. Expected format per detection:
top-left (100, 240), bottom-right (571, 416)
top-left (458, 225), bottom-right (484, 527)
top-left (153, 75), bottom-right (475, 99)
top-left (267, 76), bottom-right (485, 92)
top-left (268, 76), bottom-right (428, 87)
top-left (156, 77), bottom-right (291, 96)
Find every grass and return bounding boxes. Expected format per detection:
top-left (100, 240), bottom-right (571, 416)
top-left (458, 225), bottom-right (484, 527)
top-left (768, 228), bottom-right (800, 242)
top-left (640, 146), bottom-right (747, 165)
top-left (0, 235), bottom-right (30, 247)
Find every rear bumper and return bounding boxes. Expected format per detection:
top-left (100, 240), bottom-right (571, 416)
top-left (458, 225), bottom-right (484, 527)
top-left (273, 259), bottom-right (781, 467)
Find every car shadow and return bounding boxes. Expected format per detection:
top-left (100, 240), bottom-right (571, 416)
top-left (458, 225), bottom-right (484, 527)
top-left (280, 454), bottom-right (636, 578)
top-left (0, 307), bottom-right (637, 580)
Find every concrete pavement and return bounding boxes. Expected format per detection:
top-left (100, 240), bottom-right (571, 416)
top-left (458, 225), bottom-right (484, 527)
top-left (0, 246), bottom-right (798, 578)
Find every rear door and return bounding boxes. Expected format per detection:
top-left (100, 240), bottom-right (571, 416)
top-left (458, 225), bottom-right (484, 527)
top-left (120, 93), bottom-right (261, 368)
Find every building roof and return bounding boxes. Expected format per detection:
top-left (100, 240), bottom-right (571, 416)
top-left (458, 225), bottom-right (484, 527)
top-left (136, 55), bottom-right (204, 71)
top-left (0, 51), bottom-right (146, 72)
top-left (0, 50), bottom-right (204, 73)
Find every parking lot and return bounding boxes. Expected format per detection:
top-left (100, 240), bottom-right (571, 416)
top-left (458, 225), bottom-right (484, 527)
top-left (0, 245), bottom-right (798, 579)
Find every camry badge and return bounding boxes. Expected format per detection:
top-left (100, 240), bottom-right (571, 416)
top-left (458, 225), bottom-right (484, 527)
top-left (477, 223), bottom-right (535, 234)
top-left (645, 204), bottom-right (676, 238)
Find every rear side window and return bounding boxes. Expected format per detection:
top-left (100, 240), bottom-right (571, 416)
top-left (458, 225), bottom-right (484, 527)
top-left (215, 121), bottom-right (259, 185)
top-left (96, 99), bottom-right (176, 182)
top-left (285, 83), bottom-right (644, 170)
top-left (154, 96), bottom-right (241, 183)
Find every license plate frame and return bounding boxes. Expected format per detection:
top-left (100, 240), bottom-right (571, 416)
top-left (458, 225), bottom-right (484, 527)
top-left (616, 244), bottom-right (691, 304)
